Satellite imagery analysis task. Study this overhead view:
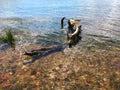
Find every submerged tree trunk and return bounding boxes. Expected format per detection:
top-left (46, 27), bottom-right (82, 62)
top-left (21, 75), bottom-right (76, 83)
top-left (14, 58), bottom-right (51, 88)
top-left (23, 44), bottom-right (67, 64)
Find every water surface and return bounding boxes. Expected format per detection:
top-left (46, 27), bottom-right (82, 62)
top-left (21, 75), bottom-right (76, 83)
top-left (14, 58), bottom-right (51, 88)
top-left (0, 0), bottom-right (120, 44)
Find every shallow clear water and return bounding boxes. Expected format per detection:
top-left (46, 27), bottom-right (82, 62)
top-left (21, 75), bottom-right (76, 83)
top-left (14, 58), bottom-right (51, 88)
top-left (0, 0), bottom-right (120, 44)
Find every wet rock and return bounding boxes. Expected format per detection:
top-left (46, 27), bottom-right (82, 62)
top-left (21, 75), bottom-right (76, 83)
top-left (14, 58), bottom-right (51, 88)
top-left (49, 73), bottom-right (56, 79)
top-left (30, 75), bottom-right (36, 79)
top-left (36, 71), bottom-right (40, 76)
top-left (35, 81), bottom-right (41, 87)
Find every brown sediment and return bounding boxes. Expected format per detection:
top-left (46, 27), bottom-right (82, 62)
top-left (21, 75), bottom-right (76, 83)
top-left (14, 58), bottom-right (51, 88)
top-left (0, 42), bottom-right (120, 89)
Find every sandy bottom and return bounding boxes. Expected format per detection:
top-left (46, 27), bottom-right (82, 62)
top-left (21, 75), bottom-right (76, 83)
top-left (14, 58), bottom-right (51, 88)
top-left (0, 42), bottom-right (120, 90)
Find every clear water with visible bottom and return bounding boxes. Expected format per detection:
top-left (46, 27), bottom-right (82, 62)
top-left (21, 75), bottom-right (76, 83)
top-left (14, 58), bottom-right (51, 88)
top-left (0, 0), bottom-right (120, 46)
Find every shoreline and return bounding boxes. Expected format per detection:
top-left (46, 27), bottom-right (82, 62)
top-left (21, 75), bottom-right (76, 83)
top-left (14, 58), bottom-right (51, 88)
top-left (0, 37), bottom-right (120, 89)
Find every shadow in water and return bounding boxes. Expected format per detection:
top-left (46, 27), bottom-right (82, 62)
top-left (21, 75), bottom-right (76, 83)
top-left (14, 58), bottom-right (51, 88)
top-left (23, 43), bottom-right (67, 64)
top-left (0, 43), bottom-right (10, 50)
top-left (23, 29), bottom-right (83, 64)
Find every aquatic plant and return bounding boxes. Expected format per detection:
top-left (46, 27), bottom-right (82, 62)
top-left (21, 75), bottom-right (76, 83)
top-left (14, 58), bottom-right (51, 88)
top-left (0, 29), bottom-right (16, 48)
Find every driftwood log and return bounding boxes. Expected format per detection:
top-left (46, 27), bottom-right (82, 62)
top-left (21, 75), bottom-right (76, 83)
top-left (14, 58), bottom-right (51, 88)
top-left (67, 25), bottom-right (82, 48)
top-left (61, 17), bottom-right (82, 48)
top-left (23, 17), bottom-right (82, 64)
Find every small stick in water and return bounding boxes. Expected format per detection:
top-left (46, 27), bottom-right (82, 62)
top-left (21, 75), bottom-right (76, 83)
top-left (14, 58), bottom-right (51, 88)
top-left (61, 17), bottom-right (66, 29)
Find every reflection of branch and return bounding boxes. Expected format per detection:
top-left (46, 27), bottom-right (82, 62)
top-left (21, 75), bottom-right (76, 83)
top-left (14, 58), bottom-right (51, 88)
top-left (23, 44), bottom-right (67, 64)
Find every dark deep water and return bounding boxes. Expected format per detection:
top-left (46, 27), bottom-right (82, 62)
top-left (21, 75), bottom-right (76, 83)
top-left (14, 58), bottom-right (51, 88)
top-left (0, 0), bottom-right (120, 45)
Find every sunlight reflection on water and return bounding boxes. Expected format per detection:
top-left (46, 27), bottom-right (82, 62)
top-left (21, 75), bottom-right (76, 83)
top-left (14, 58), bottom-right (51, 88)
top-left (0, 0), bottom-right (120, 43)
